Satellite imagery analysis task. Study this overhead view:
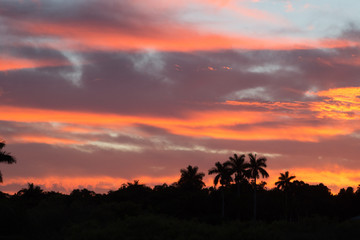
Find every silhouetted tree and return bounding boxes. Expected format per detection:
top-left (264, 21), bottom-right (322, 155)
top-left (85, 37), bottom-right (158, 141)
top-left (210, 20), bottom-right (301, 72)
top-left (17, 183), bottom-right (43, 196)
top-left (275, 171), bottom-right (295, 220)
top-left (209, 162), bottom-right (233, 188)
top-left (209, 162), bottom-right (233, 218)
top-left (0, 142), bottom-right (16, 183)
top-left (247, 153), bottom-right (269, 221)
top-left (355, 185), bottom-right (360, 197)
top-left (338, 187), bottom-right (354, 197)
top-left (124, 180), bottom-right (143, 188)
top-left (178, 165), bottom-right (205, 191)
top-left (70, 188), bottom-right (96, 198)
top-left (16, 183), bottom-right (44, 206)
top-left (225, 153), bottom-right (248, 196)
top-left (275, 171), bottom-right (296, 191)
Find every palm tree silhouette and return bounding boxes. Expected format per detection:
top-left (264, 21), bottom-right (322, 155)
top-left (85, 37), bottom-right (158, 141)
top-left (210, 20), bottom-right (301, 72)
top-left (275, 171), bottom-right (295, 220)
top-left (178, 165), bottom-right (205, 191)
top-left (275, 171), bottom-right (295, 191)
top-left (17, 183), bottom-right (44, 199)
top-left (0, 142), bottom-right (16, 183)
top-left (209, 161), bottom-right (233, 218)
top-left (247, 153), bottom-right (269, 221)
top-left (225, 153), bottom-right (248, 196)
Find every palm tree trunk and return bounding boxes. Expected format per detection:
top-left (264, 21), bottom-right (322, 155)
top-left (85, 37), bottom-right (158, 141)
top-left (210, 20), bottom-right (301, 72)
top-left (221, 188), bottom-right (225, 218)
top-left (285, 191), bottom-right (288, 221)
top-left (237, 182), bottom-right (240, 197)
top-left (253, 178), bottom-right (257, 221)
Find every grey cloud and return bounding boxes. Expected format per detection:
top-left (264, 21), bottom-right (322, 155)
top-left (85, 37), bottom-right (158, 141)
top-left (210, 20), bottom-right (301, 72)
top-left (340, 23), bottom-right (360, 41)
top-left (3, 128), bottom-right (360, 181)
top-left (1, 47), bottom-right (360, 117)
top-left (0, 0), bottom-right (177, 40)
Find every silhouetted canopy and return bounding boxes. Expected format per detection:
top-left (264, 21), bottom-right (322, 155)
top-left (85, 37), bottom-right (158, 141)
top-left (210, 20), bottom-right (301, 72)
top-left (225, 153), bottom-right (249, 183)
top-left (275, 171), bottom-right (296, 191)
top-left (17, 183), bottom-right (43, 198)
top-left (0, 142), bottom-right (16, 183)
top-left (247, 153), bottom-right (269, 181)
top-left (208, 162), bottom-right (233, 187)
top-left (178, 165), bottom-right (205, 190)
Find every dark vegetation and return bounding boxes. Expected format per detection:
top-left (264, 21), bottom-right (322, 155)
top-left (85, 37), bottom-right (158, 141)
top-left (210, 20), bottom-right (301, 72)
top-left (1, 143), bottom-right (360, 239)
top-left (0, 141), bottom-right (16, 183)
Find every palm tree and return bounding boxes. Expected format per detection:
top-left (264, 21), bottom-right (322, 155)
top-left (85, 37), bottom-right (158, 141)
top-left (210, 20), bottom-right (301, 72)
top-left (17, 183), bottom-right (44, 199)
top-left (275, 171), bottom-right (295, 191)
top-left (355, 184), bottom-right (360, 196)
top-left (0, 142), bottom-right (16, 183)
top-left (275, 171), bottom-right (295, 220)
top-left (178, 165), bottom-right (205, 191)
top-left (208, 161), bottom-right (233, 218)
top-left (225, 153), bottom-right (248, 196)
top-left (247, 153), bottom-right (269, 221)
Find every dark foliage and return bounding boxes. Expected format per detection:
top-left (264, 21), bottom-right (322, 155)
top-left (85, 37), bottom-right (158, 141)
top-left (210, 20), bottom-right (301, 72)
top-left (0, 179), bottom-right (360, 239)
top-left (0, 141), bottom-right (16, 183)
top-left (177, 165), bottom-right (205, 191)
top-left (1, 151), bottom-right (360, 239)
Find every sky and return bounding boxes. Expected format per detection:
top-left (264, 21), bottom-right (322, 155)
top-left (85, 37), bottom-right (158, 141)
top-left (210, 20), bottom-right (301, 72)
top-left (0, 0), bottom-right (360, 194)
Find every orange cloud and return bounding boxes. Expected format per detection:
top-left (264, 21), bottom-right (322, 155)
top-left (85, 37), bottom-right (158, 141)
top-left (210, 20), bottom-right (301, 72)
top-left (268, 166), bottom-right (360, 194)
top-left (226, 87), bottom-right (360, 121)
top-left (225, 100), bottom-right (309, 110)
top-left (15, 135), bottom-right (83, 145)
top-left (13, 20), bottom-right (357, 52)
top-left (0, 87), bottom-right (359, 150)
top-left (1, 103), bottom-right (351, 143)
top-left (0, 105), bottom-right (279, 128)
top-left (0, 55), bottom-right (68, 71)
top-left (310, 87), bottom-right (360, 120)
top-left (1, 86), bottom-right (360, 144)
top-left (169, 124), bottom-right (353, 142)
top-left (17, 22), bottom-right (288, 51)
top-left (316, 87), bottom-right (360, 103)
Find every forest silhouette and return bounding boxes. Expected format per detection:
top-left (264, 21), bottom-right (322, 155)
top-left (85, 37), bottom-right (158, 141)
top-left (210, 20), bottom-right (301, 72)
top-left (1, 141), bottom-right (360, 239)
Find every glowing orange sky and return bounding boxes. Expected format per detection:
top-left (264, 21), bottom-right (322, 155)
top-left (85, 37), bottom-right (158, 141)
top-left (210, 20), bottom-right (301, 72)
top-left (1, 87), bottom-right (360, 143)
top-left (1, 87), bottom-right (360, 193)
top-left (10, 21), bottom-right (357, 52)
top-left (1, 0), bottom-right (360, 195)
top-left (0, 55), bottom-right (68, 72)
top-left (3, 167), bottom-right (359, 194)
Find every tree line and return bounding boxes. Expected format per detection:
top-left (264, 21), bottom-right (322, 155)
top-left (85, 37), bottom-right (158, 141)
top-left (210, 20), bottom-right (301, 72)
top-left (2, 141), bottom-right (360, 238)
top-left (180, 153), bottom-right (269, 220)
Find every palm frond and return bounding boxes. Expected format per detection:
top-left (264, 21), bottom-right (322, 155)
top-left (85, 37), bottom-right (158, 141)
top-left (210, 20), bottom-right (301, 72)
top-left (208, 168), bottom-right (218, 175)
top-left (257, 157), bottom-right (267, 167)
top-left (214, 175), bottom-right (220, 186)
top-left (0, 151), bottom-right (16, 164)
top-left (259, 168), bottom-right (269, 178)
top-left (248, 153), bottom-right (256, 162)
top-left (288, 176), bottom-right (296, 181)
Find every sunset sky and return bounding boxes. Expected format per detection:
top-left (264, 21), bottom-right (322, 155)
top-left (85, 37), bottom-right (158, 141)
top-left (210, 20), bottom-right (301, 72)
top-left (1, 0), bottom-right (360, 194)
